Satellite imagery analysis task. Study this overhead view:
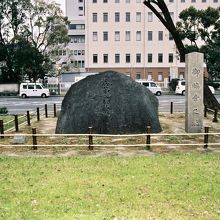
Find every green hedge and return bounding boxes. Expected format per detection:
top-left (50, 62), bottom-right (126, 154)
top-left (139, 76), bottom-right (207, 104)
top-left (0, 107), bottom-right (8, 114)
top-left (0, 91), bottom-right (18, 96)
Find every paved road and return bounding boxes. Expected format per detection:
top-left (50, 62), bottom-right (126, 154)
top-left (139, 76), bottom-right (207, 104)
top-left (0, 94), bottom-right (220, 115)
top-left (0, 96), bottom-right (63, 115)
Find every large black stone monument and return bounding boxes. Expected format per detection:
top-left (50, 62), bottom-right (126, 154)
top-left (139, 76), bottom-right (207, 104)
top-left (56, 71), bottom-right (161, 134)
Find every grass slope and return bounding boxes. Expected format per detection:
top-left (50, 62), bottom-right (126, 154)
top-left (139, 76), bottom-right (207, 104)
top-left (0, 153), bottom-right (220, 219)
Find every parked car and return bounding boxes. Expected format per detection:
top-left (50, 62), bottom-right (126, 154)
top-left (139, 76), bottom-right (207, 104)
top-left (175, 80), bottom-right (215, 95)
top-left (19, 83), bottom-right (50, 98)
top-left (136, 80), bottom-right (162, 96)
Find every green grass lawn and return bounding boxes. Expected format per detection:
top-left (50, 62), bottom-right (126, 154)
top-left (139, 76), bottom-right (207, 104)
top-left (0, 153), bottom-right (220, 219)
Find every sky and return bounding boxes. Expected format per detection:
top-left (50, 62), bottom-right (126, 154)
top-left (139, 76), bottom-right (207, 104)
top-left (54, 0), bottom-right (65, 14)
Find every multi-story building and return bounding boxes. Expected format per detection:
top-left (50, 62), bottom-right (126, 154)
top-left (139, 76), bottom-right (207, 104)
top-left (64, 0), bottom-right (86, 72)
top-left (85, 0), bottom-right (219, 83)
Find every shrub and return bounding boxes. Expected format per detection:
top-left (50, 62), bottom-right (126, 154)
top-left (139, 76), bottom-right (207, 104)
top-left (0, 107), bottom-right (8, 114)
top-left (0, 91), bottom-right (18, 96)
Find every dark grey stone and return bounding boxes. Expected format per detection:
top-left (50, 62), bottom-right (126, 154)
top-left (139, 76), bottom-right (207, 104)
top-left (56, 71), bottom-right (162, 134)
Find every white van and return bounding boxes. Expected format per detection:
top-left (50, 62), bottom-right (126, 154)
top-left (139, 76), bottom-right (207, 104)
top-left (175, 80), bottom-right (215, 95)
top-left (136, 80), bottom-right (162, 96)
top-left (19, 83), bottom-right (50, 98)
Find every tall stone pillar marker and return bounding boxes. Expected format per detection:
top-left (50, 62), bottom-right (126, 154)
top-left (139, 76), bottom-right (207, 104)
top-left (185, 52), bottom-right (204, 133)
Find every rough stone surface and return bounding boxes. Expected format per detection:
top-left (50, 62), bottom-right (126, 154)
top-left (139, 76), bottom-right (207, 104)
top-left (11, 134), bottom-right (26, 144)
top-left (56, 71), bottom-right (161, 134)
top-left (185, 52), bottom-right (204, 133)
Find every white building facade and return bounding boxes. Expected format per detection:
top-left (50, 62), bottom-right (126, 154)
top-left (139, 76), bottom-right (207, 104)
top-left (84, 0), bottom-right (219, 82)
top-left (65, 0), bottom-right (86, 72)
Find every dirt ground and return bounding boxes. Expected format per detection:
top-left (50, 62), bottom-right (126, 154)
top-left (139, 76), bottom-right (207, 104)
top-left (0, 112), bottom-right (220, 156)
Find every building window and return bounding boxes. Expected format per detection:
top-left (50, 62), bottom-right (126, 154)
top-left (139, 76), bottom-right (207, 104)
top-left (179, 73), bottom-right (184, 79)
top-left (169, 0), bottom-right (174, 2)
top-left (103, 0), bottom-right (108, 2)
top-left (136, 53), bottom-right (141, 63)
top-left (103, 13), bottom-right (108, 22)
top-left (136, 0), bottom-right (141, 2)
top-left (92, 32), bottom-right (98, 41)
top-left (158, 73), bottom-right (163, 81)
top-left (93, 0), bottom-right (97, 3)
top-left (147, 73), bottom-right (152, 80)
top-left (136, 73), bottom-right (141, 79)
top-left (69, 24), bottom-right (85, 30)
top-left (126, 0), bottom-right (130, 2)
top-left (92, 13), bottom-right (97, 22)
top-left (125, 31), bottom-right (131, 41)
top-left (191, 0), bottom-right (196, 2)
top-left (136, 31), bottom-right (141, 41)
top-left (115, 12), bottom-right (120, 22)
top-left (115, 31), bottom-right (120, 41)
top-left (82, 50), bottom-right (85, 55)
top-left (158, 31), bottom-right (163, 41)
top-left (73, 61), bottom-right (77, 67)
top-left (93, 54), bottom-right (98, 63)
top-left (115, 54), bottom-right (120, 63)
top-left (148, 31), bottom-right (153, 41)
top-left (126, 12), bottom-right (130, 22)
top-left (103, 32), bottom-right (108, 41)
top-left (169, 53), bottom-right (173, 63)
top-left (148, 53), bottom-right (153, 63)
top-left (126, 54), bottom-right (130, 63)
top-left (148, 12), bottom-right (153, 22)
top-left (202, 0), bottom-right (206, 2)
top-left (181, 0), bottom-right (185, 2)
top-left (136, 12), bottom-right (141, 22)
top-left (103, 54), bottom-right (108, 63)
top-left (213, 0), bottom-right (218, 2)
top-left (115, 0), bottom-right (120, 2)
top-left (70, 35), bottom-right (85, 43)
top-left (78, 6), bottom-right (83, 11)
top-left (158, 53), bottom-right (163, 63)
top-left (170, 12), bottom-right (174, 20)
top-left (169, 33), bottom-right (173, 40)
top-left (58, 50), bottom-right (62, 56)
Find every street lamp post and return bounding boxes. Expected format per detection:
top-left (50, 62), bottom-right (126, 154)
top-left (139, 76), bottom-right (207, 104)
top-left (57, 65), bottom-right (63, 95)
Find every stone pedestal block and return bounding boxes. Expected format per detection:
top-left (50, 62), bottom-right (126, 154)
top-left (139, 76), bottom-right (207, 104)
top-left (185, 52), bottom-right (204, 133)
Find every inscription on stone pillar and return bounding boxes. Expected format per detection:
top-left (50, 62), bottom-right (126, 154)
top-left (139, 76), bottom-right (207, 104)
top-left (185, 52), bottom-right (204, 133)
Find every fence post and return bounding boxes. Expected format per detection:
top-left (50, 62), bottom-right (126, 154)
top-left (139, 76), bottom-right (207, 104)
top-left (45, 104), bottom-right (48, 118)
top-left (213, 107), bottom-right (218, 122)
top-left (0, 120), bottom-right (4, 139)
top-left (14, 115), bottom-right (19, 132)
top-left (54, 104), bottom-right (57, 117)
top-left (88, 127), bottom-right (93, 150)
top-left (32, 127), bottom-right (37, 150)
top-left (37, 107), bottom-right (40, 121)
top-left (27, 111), bottom-right (31, 126)
top-left (204, 105), bottom-right (207, 118)
top-left (146, 126), bottom-right (151, 150)
top-left (204, 126), bottom-right (209, 149)
top-left (170, 102), bottom-right (173, 114)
